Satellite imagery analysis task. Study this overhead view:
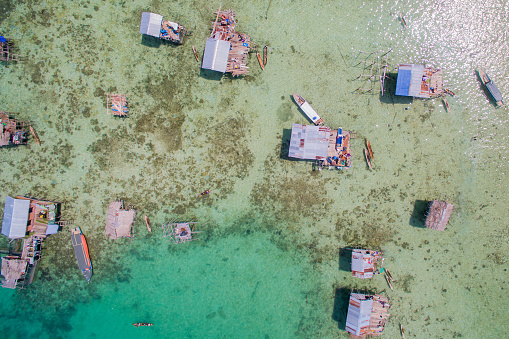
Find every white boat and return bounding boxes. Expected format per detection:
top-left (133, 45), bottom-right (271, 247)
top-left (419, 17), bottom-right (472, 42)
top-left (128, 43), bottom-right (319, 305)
top-left (292, 93), bottom-right (325, 126)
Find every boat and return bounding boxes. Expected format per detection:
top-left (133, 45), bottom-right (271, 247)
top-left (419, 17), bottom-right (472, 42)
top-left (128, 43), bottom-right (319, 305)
top-left (71, 227), bottom-right (92, 282)
top-left (133, 323), bottom-right (153, 327)
top-left (29, 125), bottom-right (40, 145)
top-left (263, 45), bottom-right (267, 66)
top-left (443, 98), bottom-right (450, 112)
top-left (366, 140), bottom-right (374, 159)
top-left (444, 88), bottom-right (455, 96)
top-left (257, 51), bottom-right (264, 70)
top-left (364, 148), bottom-right (372, 170)
top-left (385, 274), bottom-right (393, 290)
top-left (478, 69), bottom-right (504, 107)
top-left (144, 215), bottom-right (152, 232)
top-left (385, 268), bottom-right (394, 282)
top-left (292, 93), bottom-right (325, 126)
top-left (192, 46), bottom-right (199, 62)
top-left (400, 323), bottom-right (406, 339)
top-left (400, 13), bottom-right (407, 28)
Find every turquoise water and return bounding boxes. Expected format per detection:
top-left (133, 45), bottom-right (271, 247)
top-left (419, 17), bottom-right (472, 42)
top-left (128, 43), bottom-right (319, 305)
top-left (1, 0), bottom-right (508, 338)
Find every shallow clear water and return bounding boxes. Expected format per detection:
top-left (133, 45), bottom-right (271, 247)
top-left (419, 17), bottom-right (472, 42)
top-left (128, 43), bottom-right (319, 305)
top-left (0, 0), bottom-right (508, 338)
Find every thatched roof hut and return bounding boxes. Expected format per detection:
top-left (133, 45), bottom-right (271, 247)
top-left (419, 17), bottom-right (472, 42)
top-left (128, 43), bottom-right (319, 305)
top-left (425, 200), bottom-right (453, 231)
top-left (105, 201), bottom-right (136, 239)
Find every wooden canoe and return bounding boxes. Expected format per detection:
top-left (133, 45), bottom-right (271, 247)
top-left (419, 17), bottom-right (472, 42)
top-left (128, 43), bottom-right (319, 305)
top-left (400, 324), bottom-right (406, 339)
top-left (385, 268), bottom-right (394, 282)
top-left (30, 125), bottom-right (40, 145)
top-left (192, 46), bottom-right (199, 62)
top-left (144, 215), bottom-right (152, 232)
top-left (263, 45), bottom-right (267, 66)
top-left (364, 148), bottom-right (372, 170)
top-left (257, 51), bottom-right (264, 70)
top-left (385, 274), bottom-right (393, 290)
top-left (366, 140), bottom-right (374, 159)
top-left (443, 98), bottom-right (450, 112)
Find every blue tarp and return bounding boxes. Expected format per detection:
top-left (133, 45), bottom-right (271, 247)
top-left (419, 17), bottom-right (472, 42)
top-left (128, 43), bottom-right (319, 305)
top-left (396, 69), bottom-right (412, 96)
top-left (0, 36), bottom-right (7, 43)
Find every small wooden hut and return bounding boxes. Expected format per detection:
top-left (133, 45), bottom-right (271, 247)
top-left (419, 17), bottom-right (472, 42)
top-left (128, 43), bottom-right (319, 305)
top-left (105, 201), bottom-right (136, 240)
top-left (162, 221), bottom-right (199, 244)
top-left (425, 200), bottom-right (454, 231)
top-left (288, 123), bottom-right (352, 170)
top-left (345, 293), bottom-right (390, 338)
top-left (106, 94), bottom-right (129, 117)
top-left (201, 8), bottom-right (251, 76)
top-left (139, 12), bottom-right (187, 44)
top-left (0, 36), bottom-right (20, 62)
top-left (351, 249), bottom-right (383, 279)
top-left (0, 112), bottom-right (29, 147)
top-left (395, 64), bottom-right (444, 98)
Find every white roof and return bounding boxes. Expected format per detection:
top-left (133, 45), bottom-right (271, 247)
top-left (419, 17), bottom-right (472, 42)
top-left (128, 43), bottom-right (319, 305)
top-left (202, 37), bottom-right (231, 73)
top-left (1, 197), bottom-right (29, 239)
top-left (140, 12), bottom-right (163, 38)
top-left (346, 294), bottom-right (373, 336)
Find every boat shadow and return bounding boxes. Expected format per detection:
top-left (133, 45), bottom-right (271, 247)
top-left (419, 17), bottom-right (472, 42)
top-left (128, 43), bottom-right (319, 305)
top-left (409, 199), bottom-right (430, 228)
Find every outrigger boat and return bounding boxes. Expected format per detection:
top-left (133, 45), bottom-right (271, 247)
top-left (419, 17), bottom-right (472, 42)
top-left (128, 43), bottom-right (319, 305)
top-left (292, 93), bottom-right (324, 126)
top-left (133, 323), bottom-right (153, 327)
top-left (478, 69), bottom-right (504, 107)
top-left (71, 227), bottom-right (92, 282)
top-left (366, 140), bottom-right (374, 159)
top-left (364, 148), bottom-right (373, 170)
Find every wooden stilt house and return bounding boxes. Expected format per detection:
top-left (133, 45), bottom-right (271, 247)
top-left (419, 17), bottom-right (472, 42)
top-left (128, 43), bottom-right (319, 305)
top-left (139, 12), bottom-right (187, 44)
top-left (395, 64), bottom-right (444, 98)
top-left (351, 249), bottom-right (383, 279)
top-left (105, 201), bottom-right (136, 240)
top-left (106, 94), bottom-right (129, 117)
top-left (0, 36), bottom-right (20, 62)
top-left (288, 123), bottom-right (352, 170)
top-left (0, 112), bottom-right (29, 147)
top-left (201, 8), bottom-right (252, 76)
top-left (425, 200), bottom-right (454, 231)
top-left (345, 292), bottom-right (390, 338)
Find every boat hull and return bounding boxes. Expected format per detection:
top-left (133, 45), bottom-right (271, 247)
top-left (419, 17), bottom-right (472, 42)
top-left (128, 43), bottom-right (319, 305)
top-left (71, 227), bottom-right (92, 282)
top-left (292, 93), bottom-right (324, 126)
top-left (479, 69), bottom-right (504, 107)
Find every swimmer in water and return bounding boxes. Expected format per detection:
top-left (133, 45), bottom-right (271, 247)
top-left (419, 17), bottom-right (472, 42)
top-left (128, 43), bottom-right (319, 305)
top-left (198, 190), bottom-right (210, 198)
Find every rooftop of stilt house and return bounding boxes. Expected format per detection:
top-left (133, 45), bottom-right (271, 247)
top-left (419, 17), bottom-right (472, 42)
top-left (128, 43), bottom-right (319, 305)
top-left (351, 249), bottom-right (383, 279)
top-left (0, 36), bottom-right (20, 62)
top-left (425, 200), bottom-right (454, 231)
top-left (345, 292), bottom-right (391, 338)
top-left (201, 9), bottom-right (252, 77)
top-left (105, 200), bottom-right (136, 240)
top-left (0, 112), bottom-right (29, 147)
top-left (106, 94), bottom-right (129, 117)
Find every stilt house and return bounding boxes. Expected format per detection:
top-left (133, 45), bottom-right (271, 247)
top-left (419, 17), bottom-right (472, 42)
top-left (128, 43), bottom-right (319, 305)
top-left (0, 36), bottom-right (20, 62)
top-left (425, 200), bottom-right (453, 231)
top-left (0, 112), bottom-right (28, 147)
top-left (162, 221), bottom-right (199, 244)
top-left (345, 293), bottom-right (390, 337)
top-left (351, 249), bottom-right (383, 279)
top-left (105, 201), bottom-right (136, 240)
top-left (139, 12), bottom-right (187, 44)
top-left (395, 64), bottom-right (444, 98)
top-left (288, 123), bottom-right (352, 170)
top-left (201, 8), bottom-right (251, 76)
top-left (106, 94), bottom-right (129, 117)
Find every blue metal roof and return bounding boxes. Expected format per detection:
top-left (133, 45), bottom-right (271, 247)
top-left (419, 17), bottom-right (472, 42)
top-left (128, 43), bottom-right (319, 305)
top-left (395, 69), bottom-right (412, 96)
top-left (1, 197), bottom-right (29, 239)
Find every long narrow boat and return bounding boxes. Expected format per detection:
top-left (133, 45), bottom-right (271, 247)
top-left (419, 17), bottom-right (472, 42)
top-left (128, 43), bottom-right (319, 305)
top-left (144, 215), bottom-right (152, 232)
top-left (364, 148), bottom-right (372, 170)
top-left (257, 51), bottom-right (264, 70)
top-left (366, 140), bottom-right (374, 159)
top-left (71, 227), bottom-right (92, 282)
top-left (263, 45), bottom-right (267, 66)
top-left (29, 125), bottom-right (40, 145)
top-left (292, 93), bottom-right (324, 126)
top-left (192, 46), bottom-right (199, 62)
top-left (443, 98), bottom-right (450, 112)
top-left (133, 323), bottom-right (153, 327)
top-left (478, 69), bottom-right (504, 107)
top-left (385, 274), bottom-right (393, 290)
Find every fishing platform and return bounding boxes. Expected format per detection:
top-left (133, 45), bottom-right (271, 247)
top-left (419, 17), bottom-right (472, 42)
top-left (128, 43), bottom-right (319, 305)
top-left (201, 8), bottom-right (252, 76)
top-left (105, 200), bottom-right (136, 240)
top-left (1, 196), bottom-right (62, 289)
top-left (425, 200), bottom-right (454, 231)
top-left (288, 123), bottom-right (352, 170)
top-left (345, 292), bottom-right (391, 338)
top-left (139, 12), bottom-right (187, 44)
top-left (162, 221), bottom-right (200, 244)
top-left (395, 64), bottom-right (444, 98)
top-left (355, 50), bottom-right (391, 96)
top-left (351, 249), bottom-right (384, 279)
top-left (106, 94), bottom-right (129, 117)
top-left (0, 36), bottom-right (20, 62)
top-left (0, 112), bottom-right (29, 147)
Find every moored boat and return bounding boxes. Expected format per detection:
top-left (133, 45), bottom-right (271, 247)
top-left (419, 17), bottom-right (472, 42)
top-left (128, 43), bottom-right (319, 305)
top-left (364, 148), bottom-right (372, 170)
top-left (133, 323), bottom-right (153, 327)
top-left (29, 125), bottom-right (40, 145)
top-left (443, 98), bottom-right (450, 112)
top-left (292, 93), bottom-right (325, 126)
top-left (144, 215), bottom-right (152, 232)
top-left (263, 45), bottom-right (267, 66)
top-left (257, 51), bottom-right (264, 70)
top-left (478, 69), bottom-right (504, 107)
top-left (366, 140), bottom-right (374, 159)
top-left (71, 227), bottom-right (92, 282)
top-left (192, 46), bottom-right (199, 62)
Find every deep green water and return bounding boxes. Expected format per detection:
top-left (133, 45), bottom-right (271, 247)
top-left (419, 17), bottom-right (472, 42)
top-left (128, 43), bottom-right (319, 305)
top-left (1, 0), bottom-right (508, 338)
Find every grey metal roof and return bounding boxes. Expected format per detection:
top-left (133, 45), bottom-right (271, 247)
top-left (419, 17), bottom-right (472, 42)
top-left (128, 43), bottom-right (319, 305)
top-left (288, 123), bottom-right (330, 160)
top-left (1, 196), bottom-right (29, 239)
top-left (140, 12), bottom-right (163, 38)
top-left (345, 293), bottom-right (373, 336)
top-left (201, 37), bottom-right (231, 73)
